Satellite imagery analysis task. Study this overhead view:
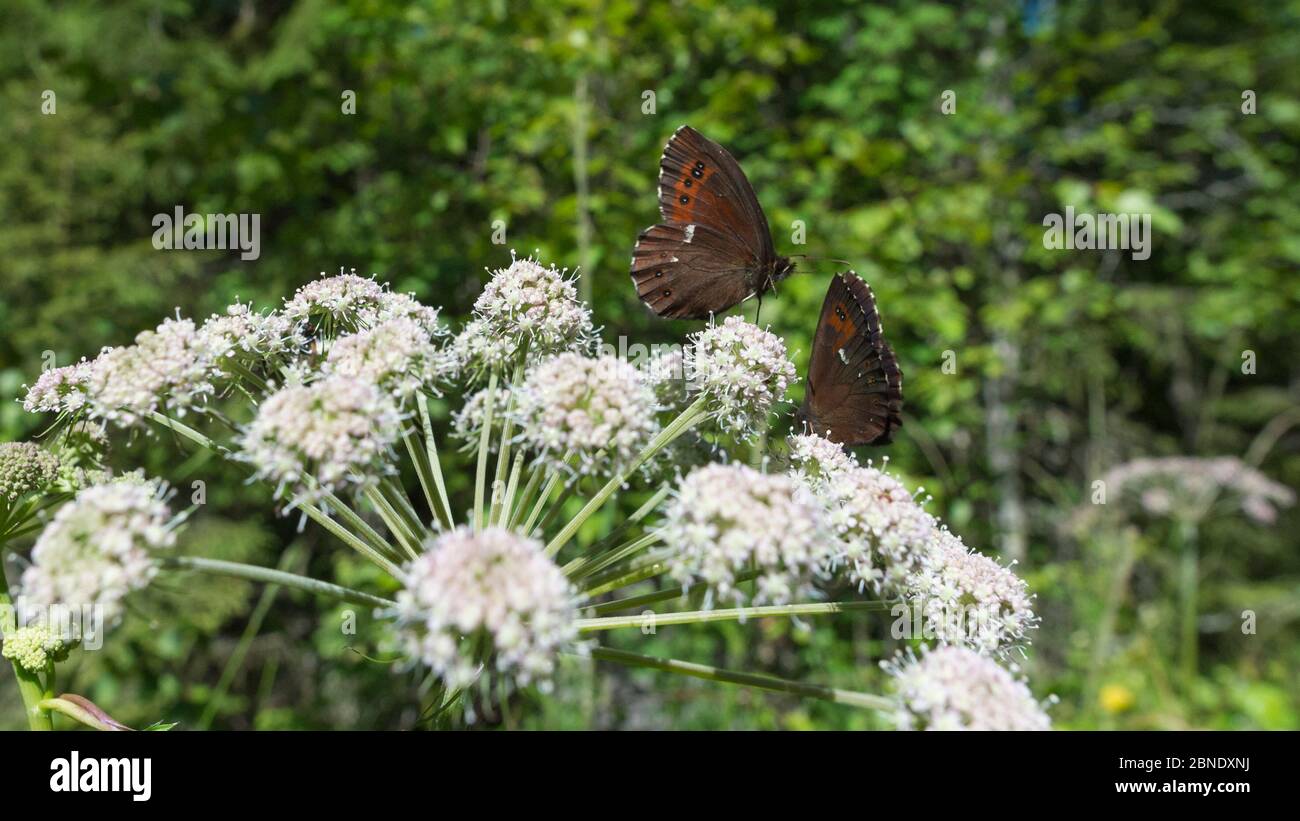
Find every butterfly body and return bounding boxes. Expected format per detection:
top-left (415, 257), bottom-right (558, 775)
top-left (632, 126), bottom-right (792, 319)
top-left (797, 271), bottom-right (903, 446)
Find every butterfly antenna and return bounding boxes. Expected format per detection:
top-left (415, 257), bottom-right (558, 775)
top-left (790, 254), bottom-right (855, 271)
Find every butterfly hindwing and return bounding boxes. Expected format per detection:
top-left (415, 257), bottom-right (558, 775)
top-left (802, 271), bottom-right (903, 446)
top-left (631, 222), bottom-right (756, 319)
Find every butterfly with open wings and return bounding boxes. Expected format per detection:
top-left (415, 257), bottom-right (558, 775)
top-left (630, 125), bottom-right (793, 320)
top-left (795, 271), bottom-right (904, 447)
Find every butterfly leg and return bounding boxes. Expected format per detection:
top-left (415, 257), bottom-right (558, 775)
top-left (755, 291), bottom-right (763, 326)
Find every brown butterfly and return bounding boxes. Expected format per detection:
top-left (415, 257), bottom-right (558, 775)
top-left (795, 271), bottom-right (904, 446)
top-left (631, 125), bottom-right (793, 319)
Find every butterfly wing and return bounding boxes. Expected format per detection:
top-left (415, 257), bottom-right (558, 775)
top-left (658, 125), bottom-right (776, 261)
top-left (631, 126), bottom-right (777, 318)
top-left (631, 222), bottom-right (757, 319)
top-left (801, 272), bottom-right (904, 446)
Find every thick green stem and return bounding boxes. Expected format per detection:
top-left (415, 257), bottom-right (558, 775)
top-left (577, 600), bottom-right (891, 632)
top-left (474, 371), bottom-right (500, 531)
top-left (581, 560), bottom-right (670, 599)
top-left (522, 465), bottom-right (569, 536)
top-left (545, 398), bottom-right (707, 557)
top-left (404, 432), bottom-right (443, 530)
top-left (588, 647), bottom-right (893, 712)
top-left (0, 554), bottom-right (53, 730)
top-left (489, 362), bottom-right (525, 526)
top-left (564, 532), bottom-right (662, 581)
top-left (163, 556), bottom-right (394, 609)
top-left (508, 462), bottom-right (546, 531)
top-left (417, 393), bottom-right (456, 528)
top-left (498, 450), bottom-right (526, 528)
top-left (298, 502), bottom-right (403, 577)
top-left (584, 569), bottom-right (761, 615)
top-left (320, 489), bottom-right (401, 562)
top-left (380, 478), bottom-right (429, 549)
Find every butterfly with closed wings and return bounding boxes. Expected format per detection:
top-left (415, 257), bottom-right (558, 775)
top-left (795, 271), bottom-right (904, 446)
top-left (631, 125), bottom-right (793, 320)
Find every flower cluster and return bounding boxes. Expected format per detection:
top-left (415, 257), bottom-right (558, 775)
top-left (661, 463), bottom-right (832, 605)
top-left (78, 317), bottom-right (217, 425)
top-left (0, 442), bottom-right (60, 502)
top-left (786, 432), bottom-right (1038, 655)
top-left (324, 317), bottom-right (450, 400)
top-left (20, 362), bottom-right (91, 415)
top-left (1080, 455), bottom-right (1296, 527)
top-left (686, 316), bottom-right (795, 440)
top-left (513, 353), bottom-right (659, 478)
top-left (452, 256), bottom-right (594, 375)
top-left (813, 459), bottom-right (939, 593)
top-left (1, 623), bottom-right (71, 673)
top-left (283, 270), bottom-right (442, 336)
top-left (884, 646), bottom-right (1052, 730)
top-left (786, 433), bottom-right (859, 485)
top-left (906, 529), bottom-right (1038, 652)
top-left (21, 304), bottom-right (309, 429)
top-left (394, 527), bottom-right (577, 690)
top-left (196, 301), bottom-right (307, 365)
top-left (20, 481), bottom-right (177, 621)
top-left (240, 376), bottom-right (404, 504)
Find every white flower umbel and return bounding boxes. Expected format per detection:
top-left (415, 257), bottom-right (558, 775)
top-left (0, 442), bottom-right (60, 503)
top-left (686, 316), bottom-right (796, 441)
top-left (20, 482), bottom-right (177, 622)
top-left (240, 375), bottom-right (403, 505)
top-left (885, 646), bottom-right (1051, 731)
top-left (787, 433), bottom-right (859, 485)
top-left (324, 318), bottom-right (449, 400)
top-left (283, 270), bottom-right (444, 338)
top-left (1082, 455), bottom-right (1296, 526)
top-left (906, 529), bottom-right (1037, 654)
top-left (662, 463), bottom-right (832, 605)
top-left (83, 318), bottom-right (216, 426)
top-left (283, 271), bottom-right (386, 329)
top-left (197, 301), bottom-right (308, 365)
top-left (454, 256), bottom-right (594, 375)
top-left (513, 353), bottom-right (659, 478)
top-left (369, 290), bottom-right (445, 337)
top-left (21, 362), bottom-right (91, 415)
top-left (394, 527), bottom-right (577, 690)
top-left (812, 462), bottom-right (940, 594)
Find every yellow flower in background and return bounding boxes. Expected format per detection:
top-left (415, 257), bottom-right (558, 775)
top-left (1100, 683), bottom-right (1136, 714)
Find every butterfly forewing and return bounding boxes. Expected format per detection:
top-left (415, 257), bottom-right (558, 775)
top-left (631, 125), bottom-right (780, 318)
top-left (802, 272), bottom-right (904, 446)
top-left (658, 126), bottom-right (776, 259)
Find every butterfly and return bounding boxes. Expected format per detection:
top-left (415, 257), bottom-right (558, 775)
top-left (631, 125), bottom-right (793, 320)
top-left (795, 271), bottom-right (904, 446)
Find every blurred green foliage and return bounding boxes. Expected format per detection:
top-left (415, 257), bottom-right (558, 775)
top-left (1, 0), bottom-right (1297, 729)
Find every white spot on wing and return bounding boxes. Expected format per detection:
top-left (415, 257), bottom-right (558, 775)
top-left (837, 348), bottom-right (849, 364)
top-left (684, 224), bottom-right (696, 243)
